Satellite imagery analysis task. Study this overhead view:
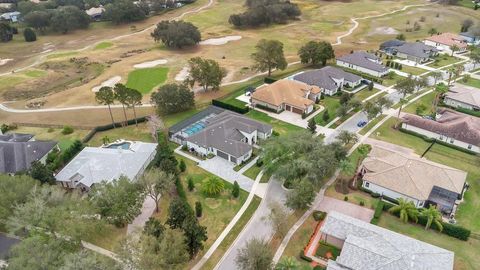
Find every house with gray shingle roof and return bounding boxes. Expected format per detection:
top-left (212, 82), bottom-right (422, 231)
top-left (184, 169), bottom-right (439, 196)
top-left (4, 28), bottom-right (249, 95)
top-left (320, 211), bottom-right (454, 270)
top-left (380, 40), bottom-right (438, 63)
top-left (293, 66), bottom-right (362, 96)
top-left (444, 84), bottom-right (480, 111)
top-left (0, 133), bottom-right (57, 174)
top-left (336, 51), bottom-right (389, 77)
top-left (175, 109), bottom-right (272, 165)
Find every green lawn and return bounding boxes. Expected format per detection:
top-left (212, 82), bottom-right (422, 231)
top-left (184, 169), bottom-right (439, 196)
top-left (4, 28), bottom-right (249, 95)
top-left (243, 164), bottom-right (262, 180)
top-left (461, 78), bottom-right (480, 89)
top-left (457, 0), bottom-right (476, 9)
top-left (125, 67), bottom-right (169, 93)
top-left (370, 118), bottom-right (480, 233)
top-left (399, 65), bottom-right (428, 76)
top-left (46, 51), bottom-right (78, 59)
top-left (246, 110), bottom-right (304, 135)
top-left (427, 54), bottom-right (462, 68)
top-left (382, 72), bottom-right (404, 87)
top-left (94, 41), bottom-right (114, 50)
top-left (315, 96), bottom-right (341, 126)
top-left (403, 91), bottom-right (435, 114)
top-left (315, 242), bottom-right (341, 260)
top-left (353, 88), bottom-right (380, 101)
top-left (86, 123), bottom-right (155, 146)
top-left (358, 114), bottom-right (387, 135)
top-left (13, 126), bottom-right (89, 151)
top-left (378, 213), bottom-right (480, 270)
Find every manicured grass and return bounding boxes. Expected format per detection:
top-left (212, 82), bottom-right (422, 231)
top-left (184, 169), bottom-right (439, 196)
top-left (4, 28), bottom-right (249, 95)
top-left (378, 213), bottom-right (480, 270)
top-left (87, 123), bottom-right (155, 146)
top-left (94, 41), bottom-right (114, 50)
top-left (162, 107), bottom-right (203, 128)
top-left (125, 67), bottom-right (169, 94)
top-left (399, 64), bottom-right (428, 76)
top-left (457, 0), bottom-right (476, 8)
top-left (315, 96), bottom-right (341, 126)
top-left (46, 51), bottom-right (78, 59)
top-left (12, 126), bottom-right (89, 151)
top-left (243, 164), bottom-right (262, 180)
top-left (315, 241), bottom-right (341, 260)
top-left (403, 91), bottom-right (435, 114)
top-left (24, 69), bottom-right (47, 78)
top-left (427, 54), bottom-right (462, 68)
top-left (353, 88), bottom-right (380, 101)
top-left (370, 118), bottom-right (480, 233)
top-left (382, 72), bottom-right (404, 87)
top-left (280, 213), bottom-right (318, 268)
top-left (461, 78), bottom-right (480, 89)
top-left (246, 110), bottom-right (304, 135)
top-left (358, 114), bottom-right (386, 135)
top-left (83, 224), bottom-right (127, 251)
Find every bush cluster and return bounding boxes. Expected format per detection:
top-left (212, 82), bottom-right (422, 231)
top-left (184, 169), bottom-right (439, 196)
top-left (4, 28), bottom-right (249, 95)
top-left (212, 99), bottom-right (249, 114)
top-left (229, 0), bottom-right (301, 28)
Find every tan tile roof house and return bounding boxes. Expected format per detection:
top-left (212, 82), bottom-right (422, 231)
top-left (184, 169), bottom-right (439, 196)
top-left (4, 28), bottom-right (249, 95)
top-left (424, 33), bottom-right (468, 52)
top-left (360, 145), bottom-right (467, 214)
top-left (444, 84), bottom-right (480, 110)
top-left (251, 79), bottom-right (321, 115)
top-left (401, 109), bottom-right (480, 153)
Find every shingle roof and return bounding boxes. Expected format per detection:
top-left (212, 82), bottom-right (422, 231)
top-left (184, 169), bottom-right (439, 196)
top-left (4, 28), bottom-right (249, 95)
top-left (402, 109), bottom-right (480, 146)
top-left (396, 42), bottom-right (437, 59)
top-left (293, 66), bottom-right (362, 92)
top-left (380, 39), bottom-right (406, 49)
top-left (322, 211), bottom-right (455, 270)
top-left (55, 141), bottom-right (157, 188)
top-left (252, 80), bottom-right (320, 109)
top-left (185, 111), bottom-right (272, 158)
top-left (362, 145), bottom-right (467, 200)
top-left (425, 33), bottom-right (468, 48)
top-left (445, 84), bottom-right (480, 108)
top-left (337, 51), bottom-right (388, 73)
top-left (0, 133), bottom-right (57, 174)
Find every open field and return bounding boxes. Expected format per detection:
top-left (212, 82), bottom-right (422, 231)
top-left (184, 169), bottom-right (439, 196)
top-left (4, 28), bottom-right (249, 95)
top-left (126, 67), bottom-right (169, 93)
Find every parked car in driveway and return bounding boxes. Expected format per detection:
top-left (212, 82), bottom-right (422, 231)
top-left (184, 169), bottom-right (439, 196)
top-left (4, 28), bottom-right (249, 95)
top-left (357, 120), bottom-right (367, 127)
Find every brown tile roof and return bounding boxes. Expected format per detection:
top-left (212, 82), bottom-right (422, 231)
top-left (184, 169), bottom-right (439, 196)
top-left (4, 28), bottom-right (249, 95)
top-left (425, 33), bottom-right (467, 48)
top-left (252, 80), bottom-right (320, 109)
top-left (362, 146), bottom-right (467, 200)
top-left (402, 109), bottom-right (480, 146)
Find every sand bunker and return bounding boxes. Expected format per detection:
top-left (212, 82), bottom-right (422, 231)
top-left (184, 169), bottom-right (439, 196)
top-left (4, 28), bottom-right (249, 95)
top-left (0, 59), bottom-right (13, 66)
top-left (92, 76), bottom-right (121, 92)
top-left (199, 36), bottom-right (242, 46)
top-left (134, 59), bottom-right (168, 68)
top-left (175, 67), bottom-right (190, 82)
top-left (369, 27), bottom-right (399, 35)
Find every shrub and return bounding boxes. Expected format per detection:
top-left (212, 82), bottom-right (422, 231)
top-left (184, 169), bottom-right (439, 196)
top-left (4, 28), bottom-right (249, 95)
top-left (181, 145), bottom-right (188, 151)
top-left (322, 109), bottom-right (330, 122)
top-left (212, 99), bottom-right (248, 114)
top-left (382, 195), bottom-right (399, 205)
top-left (23, 27), bottom-right (36, 42)
top-left (313, 211), bottom-right (327, 221)
top-left (370, 217), bottom-right (379, 224)
top-left (313, 266), bottom-right (326, 270)
top-left (264, 77), bottom-right (278, 84)
top-left (187, 176), bottom-right (195, 192)
top-left (371, 192), bottom-right (381, 198)
top-left (256, 158), bottom-right (263, 167)
top-left (232, 181), bottom-right (240, 198)
top-left (442, 223), bottom-right (471, 241)
top-left (359, 201), bottom-right (365, 206)
top-left (202, 177), bottom-right (225, 196)
top-left (344, 196), bottom-right (348, 201)
top-left (382, 201), bottom-right (395, 211)
top-left (272, 130), bottom-right (280, 137)
top-left (179, 160), bottom-right (186, 172)
top-left (195, 201), bottom-right (202, 218)
top-left (61, 125), bottom-right (74, 135)
top-left (374, 201), bottom-right (384, 219)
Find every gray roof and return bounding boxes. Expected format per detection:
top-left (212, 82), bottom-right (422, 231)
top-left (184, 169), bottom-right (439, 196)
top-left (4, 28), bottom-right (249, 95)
top-left (322, 211), bottom-right (454, 270)
top-left (337, 51), bottom-right (388, 73)
top-left (293, 66), bottom-right (362, 92)
top-left (169, 105), bottom-right (225, 135)
top-left (0, 133), bottom-right (57, 174)
top-left (380, 39), bottom-right (406, 49)
top-left (186, 111), bottom-right (272, 158)
top-left (55, 141), bottom-right (157, 188)
top-left (384, 41), bottom-right (437, 59)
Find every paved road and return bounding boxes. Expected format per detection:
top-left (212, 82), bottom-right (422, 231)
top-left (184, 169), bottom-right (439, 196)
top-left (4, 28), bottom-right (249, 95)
top-left (215, 179), bottom-right (288, 270)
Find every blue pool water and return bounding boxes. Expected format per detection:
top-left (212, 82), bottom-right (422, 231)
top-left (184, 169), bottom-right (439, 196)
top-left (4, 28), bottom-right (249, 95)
top-left (106, 142), bottom-right (131, 150)
top-left (184, 122), bottom-right (207, 136)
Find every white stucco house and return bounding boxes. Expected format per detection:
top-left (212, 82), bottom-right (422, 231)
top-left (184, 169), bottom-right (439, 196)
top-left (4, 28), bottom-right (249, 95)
top-left (424, 33), bottom-right (468, 54)
top-left (444, 84), bottom-right (480, 111)
top-left (336, 51), bottom-right (389, 77)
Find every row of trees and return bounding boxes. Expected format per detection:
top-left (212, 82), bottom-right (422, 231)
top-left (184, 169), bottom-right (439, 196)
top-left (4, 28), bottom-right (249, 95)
top-left (95, 83), bottom-right (143, 127)
top-left (24, 6), bottom-right (90, 34)
top-left (229, 0), bottom-right (301, 28)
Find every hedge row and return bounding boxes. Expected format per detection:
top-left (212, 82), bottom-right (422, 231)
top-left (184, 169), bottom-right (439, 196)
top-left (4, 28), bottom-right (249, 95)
top-left (212, 99), bottom-right (249, 114)
top-left (254, 103), bottom-right (280, 113)
top-left (264, 77), bottom-right (278, 84)
top-left (82, 117), bottom-right (147, 143)
top-left (313, 211), bottom-right (327, 221)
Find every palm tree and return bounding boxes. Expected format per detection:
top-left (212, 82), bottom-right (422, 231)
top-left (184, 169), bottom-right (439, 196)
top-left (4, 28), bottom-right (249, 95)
top-left (113, 83), bottom-right (130, 126)
top-left (202, 177), bottom-right (225, 196)
top-left (447, 67), bottom-right (456, 86)
top-left (450, 44), bottom-right (459, 56)
top-left (339, 159), bottom-right (354, 176)
top-left (95, 86), bottom-right (116, 128)
top-left (453, 65), bottom-right (464, 81)
top-left (388, 198), bottom-right (419, 223)
top-left (471, 48), bottom-right (480, 70)
top-left (395, 98), bottom-right (408, 128)
top-left (430, 71), bottom-right (443, 86)
top-left (125, 88), bottom-right (143, 126)
top-left (275, 256), bottom-right (299, 270)
top-left (420, 205), bottom-right (443, 231)
top-left (432, 83), bottom-right (449, 113)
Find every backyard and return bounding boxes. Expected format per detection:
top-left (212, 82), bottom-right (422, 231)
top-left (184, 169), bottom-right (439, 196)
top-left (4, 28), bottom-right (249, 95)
top-left (246, 110), bottom-right (304, 135)
top-left (427, 54), bottom-right (462, 68)
top-left (125, 67), bottom-right (169, 94)
top-left (315, 96), bottom-right (341, 126)
top-left (12, 126), bottom-right (90, 150)
top-left (86, 123), bottom-right (155, 146)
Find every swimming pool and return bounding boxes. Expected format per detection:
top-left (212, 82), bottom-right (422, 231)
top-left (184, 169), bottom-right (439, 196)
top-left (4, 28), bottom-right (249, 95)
top-left (183, 122), bottom-right (207, 136)
top-left (105, 142), bottom-right (131, 150)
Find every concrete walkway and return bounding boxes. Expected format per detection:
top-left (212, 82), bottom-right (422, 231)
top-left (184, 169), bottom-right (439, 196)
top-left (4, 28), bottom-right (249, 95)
top-left (81, 241), bottom-right (120, 262)
top-left (127, 196), bottom-right (156, 235)
top-left (238, 156), bottom-right (259, 175)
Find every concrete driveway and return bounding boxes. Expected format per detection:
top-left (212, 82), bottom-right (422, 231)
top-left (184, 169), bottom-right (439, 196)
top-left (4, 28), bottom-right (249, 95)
top-left (316, 196), bottom-right (374, 222)
top-left (198, 157), bottom-right (255, 192)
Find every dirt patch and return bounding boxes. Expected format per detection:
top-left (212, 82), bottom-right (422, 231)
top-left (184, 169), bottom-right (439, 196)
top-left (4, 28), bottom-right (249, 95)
top-left (175, 66), bottom-right (190, 81)
top-left (199, 35), bottom-right (242, 46)
top-left (133, 59), bottom-right (168, 68)
top-left (92, 76), bottom-right (122, 92)
top-left (2, 57), bottom-right (104, 101)
top-left (368, 26), bottom-right (399, 36)
top-left (0, 59), bottom-right (13, 66)
top-left (205, 198), bottom-right (221, 209)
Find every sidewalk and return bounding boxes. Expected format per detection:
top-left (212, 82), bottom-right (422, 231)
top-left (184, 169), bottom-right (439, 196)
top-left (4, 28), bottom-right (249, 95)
top-left (127, 196), bottom-right (156, 235)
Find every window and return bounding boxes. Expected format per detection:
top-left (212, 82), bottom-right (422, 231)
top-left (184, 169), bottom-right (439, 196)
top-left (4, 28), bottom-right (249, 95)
top-left (439, 135), bottom-right (444, 140)
top-left (468, 144), bottom-right (472, 150)
top-left (365, 182), bottom-right (370, 188)
top-left (450, 138), bottom-right (454, 143)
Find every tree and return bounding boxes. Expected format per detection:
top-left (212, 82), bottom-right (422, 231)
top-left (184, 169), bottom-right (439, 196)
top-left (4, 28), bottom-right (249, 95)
top-left (336, 130), bottom-right (358, 146)
top-left (139, 168), bottom-right (175, 213)
top-left (113, 83), bottom-right (130, 126)
top-left (396, 33), bottom-right (406, 41)
top-left (144, 217), bottom-right (165, 238)
top-left (90, 176), bottom-right (144, 227)
top-left (157, 228), bottom-right (190, 269)
top-left (286, 179), bottom-right (316, 210)
top-left (362, 100), bottom-right (381, 121)
top-left (0, 175), bottom-right (38, 228)
top-left (232, 181), bottom-right (240, 198)
top-left (166, 198), bottom-right (192, 229)
top-left (395, 98), bottom-right (408, 128)
top-left (23, 11), bottom-right (50, 32)
top-left (153, 133), bottom-right (179, 175)
top-left (0, 23), bottom-right (13, 42)
top-left (29, 160), bottom-right (55, 184)
top-left (229, 0), bottom-right (300, 28)
top-left (151, 20), bottom-right (201, 48)
top-left (23, 28), bottom-right (36, 42)
top-left (298, 41), bottom-right (335, 66)
top-left (388, 198), bottom-right (419, 223)
top-left (125, 88), bottom-right (142, 126)
top-left (420, 205), bottom-right (443, 231)
top-left (266, 202), bottom-right (289, 239)
top-left (182, 215), bottom-right (208, 257)
top-left (104, 0), bottom-right (147, 24)
top-left (368, 81), bottom-right (374, 91)
top-left (460, 19), bottom-right (474, 32)
top-left (236, 237), bottom-right (273, 270)
top-left (50, 6), bottom-right (90, 34)
top-left (396, 75), bottom-right (418, 98)
top-left (186, 57), bottom-right (227, 91)
top-left (151, 83), bottom-right (195, 115)
top-left (195, 201), bottom-right (202, 217)
top-left (187, 176), bottom-right (195, 191)
top-left (339, 159), bottom-right (354, 176)
top-left (450, 44), bottom-right (459, 56)
top-left (275, 256), bottom-right (299, 270)
top-left (251, 39), bottom-right (288, 76)
top-left (179, 160), bottom-right (186, 172)
top-left (428, 28), bottom-right (438, 36)
top-left (60, 250), bottom-right (120, 270)
top-left (202, 176), bottom-right (225, 196)
top-left (95, 86), bottom-right (116, 127)
top-left (322, 109), bottom-right (330, 122)
top-left (470, 47), bottom-right (480, 69)
top-left (430, 71), bottom-right (443, 86)
top-left (433, 83), bottom-right (449, 113)
top-left (307, 118), bottom-right (317, 134)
